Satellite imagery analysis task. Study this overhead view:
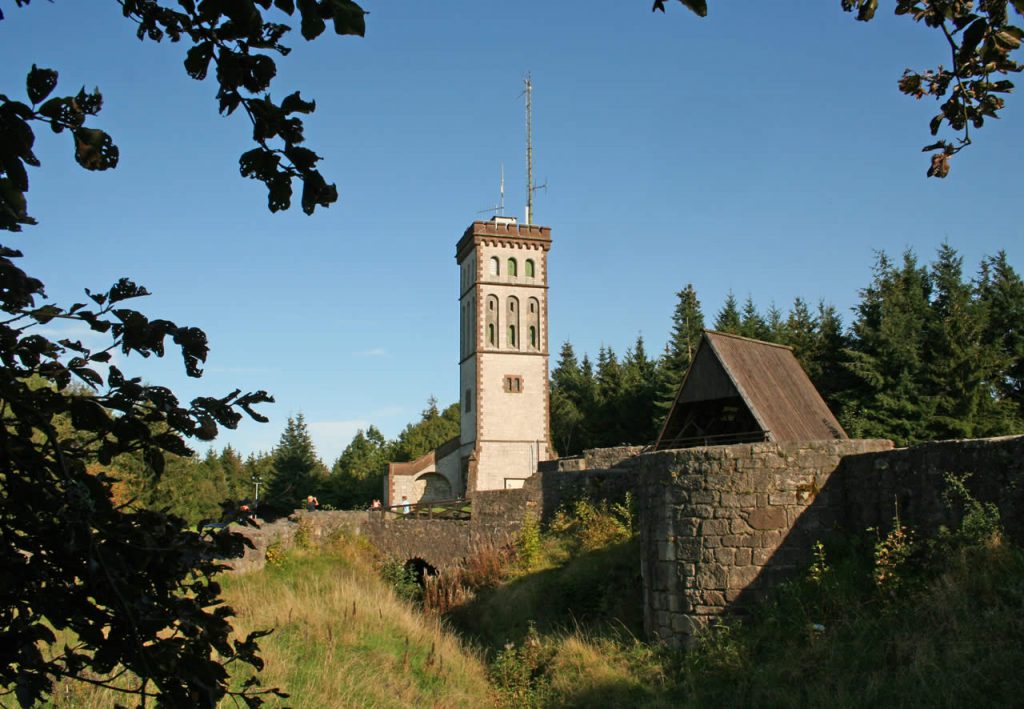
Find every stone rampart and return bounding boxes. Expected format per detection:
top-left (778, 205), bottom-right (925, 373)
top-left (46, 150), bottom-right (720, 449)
top-left (531, 445), bottom-right (644, 520)
top-left (638, 439), bottom-right (893, 646)
top-left (638, 434), bottom-right (1024, 647)
top-left (838, 435), bottom-right (1024, 542)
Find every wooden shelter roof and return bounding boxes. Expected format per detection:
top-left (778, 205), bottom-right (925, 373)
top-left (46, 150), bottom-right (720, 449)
top-left (655, 331), bottom-right (846, 450)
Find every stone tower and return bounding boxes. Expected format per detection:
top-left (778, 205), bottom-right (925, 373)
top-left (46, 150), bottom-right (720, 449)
top-left (456, 216), bottom-right (552, 492)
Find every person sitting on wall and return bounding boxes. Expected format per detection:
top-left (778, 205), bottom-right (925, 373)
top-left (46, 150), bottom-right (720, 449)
top-left (370, 499), bottom-right (381, 510)
top-left (401, 496), bottom-right (411, 514)
top-left (305, 495), bottom-right (319, 512)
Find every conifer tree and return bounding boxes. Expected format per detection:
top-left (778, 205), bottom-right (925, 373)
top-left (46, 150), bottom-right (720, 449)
top-left (977, 251), bottom-right (1024, 422)
top-left (621, 334), bottom-right (661, 445)
top-left (844, 251), bottom-right (933, 444)
top-left (924, 245), bottom-right (990, 438)
top-left (657, 284), bottom-right (705, 417)
top-left (595, 346), bottom-right (627, 447)
top-left (327, 425), bottom-right (389, 508)
top-left (814, 301), bottom-right (852, 417)
top-left (550, 341), bottom-right (586, 456)
top-left (784, 297), bottom-right (820, 375)
top-left (740, 296), bottom-right (770, 340)
top-left (267, 414), bottom-right (326, 510)
top-left (714, 291), bottom-right (743, 334)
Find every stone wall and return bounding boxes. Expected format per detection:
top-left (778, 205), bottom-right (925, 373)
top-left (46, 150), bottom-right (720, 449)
top-left (531, 446), bottom-right (644, 520)
top-left (638, 434), bottom-right (1024, 647)
top-left (224, 488), bottom-right (541, 573)
top-left (839, 435), bottom-right (1024, 543)
top-left (638, 439), bottom-right (893, 647)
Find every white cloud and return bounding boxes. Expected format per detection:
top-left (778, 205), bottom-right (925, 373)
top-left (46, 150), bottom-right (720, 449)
top-left (353, 347), bottom-right (389, 358)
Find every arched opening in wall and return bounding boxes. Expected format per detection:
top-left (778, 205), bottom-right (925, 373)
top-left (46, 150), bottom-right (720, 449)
top-left (487, 295), bottom-right (499, 347)
top-left (489, 257), bottom-right (500, 276)
top-left (404, 557), bottom-right (438, 587)
top-left (507, 296), bottom-right (520, 350)
top-left (507, 258), bottom-right (518, 277)
top-left (416, 472), bottom-right (452, 502)
top-left (525, 259), bottom-right (535, 278)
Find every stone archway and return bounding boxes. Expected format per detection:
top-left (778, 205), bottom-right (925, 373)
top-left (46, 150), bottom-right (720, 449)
top-left (415, 472), bottom-right (452, 502)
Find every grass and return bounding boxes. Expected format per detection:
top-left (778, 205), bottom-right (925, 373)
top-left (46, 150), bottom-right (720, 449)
top-left (43, 534), bottom-right (494, 708)
top-left (218, 536), bottom-right (494, 707)
top-left (35, 492), bottom-right (1024, 708)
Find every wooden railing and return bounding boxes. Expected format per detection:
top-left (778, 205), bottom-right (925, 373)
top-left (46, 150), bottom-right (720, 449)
top-left (371, 498), bottom-right (471, 521)
top-left (657, 429), bottom-right (770, 450)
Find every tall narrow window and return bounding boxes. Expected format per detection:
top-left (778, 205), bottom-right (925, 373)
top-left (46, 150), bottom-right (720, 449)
top-left (486, 295), bottom-right (500, 347)
top-left (507, 258), bottom-right (518, 277)
top-left (506, 296), bottom-right (520, 350)
top-left (489, 257), bottom-right (500, 276)
top-left (527, 297), bottom-right (540, 351)
top-left (525, 259), bottom-right (535, 278)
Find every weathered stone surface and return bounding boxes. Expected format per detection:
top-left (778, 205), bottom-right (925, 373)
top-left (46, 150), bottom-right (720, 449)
top-left (744, 507), bottom-right (787, 530)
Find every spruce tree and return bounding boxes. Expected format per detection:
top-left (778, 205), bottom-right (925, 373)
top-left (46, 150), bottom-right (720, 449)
top-left (844, 250), bottom-right (933, 444)
top-left (550, 341), bottom-right (586, 456)
top-left (739, 296), bottom-right (770, 340)
top-left (977, 251), bottom-right (1024, 424)
top-left (924, 244), bottom-right (990, 438)
top-left (714, 291), bottom-right (743, 334)
top-left (267, 414), bottom-right (326, 510)
top-left (621, 334), bottom-right (661, 445)
top-left (656, 284), bottom-right (705, 418)
top-left (595, 346), bottom-right (626, 447)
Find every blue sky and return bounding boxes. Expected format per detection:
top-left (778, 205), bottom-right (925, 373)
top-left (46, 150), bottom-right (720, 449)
top-left (2, 1), bottom-right (1021, 464)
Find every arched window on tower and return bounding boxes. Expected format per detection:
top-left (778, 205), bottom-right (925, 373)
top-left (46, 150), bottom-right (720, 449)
top-left (489, 257), bottom-right (500, 276)
top-left (527, 297), bottom-right (540, 351)
top-left (506, 296), bottom-right (520, 350)
top-left (507, 258), bottom-right (518, 277)
top-left (525, 259), bottom-right (535, 278)
top-left (486, 295), bottom-right (499, 347)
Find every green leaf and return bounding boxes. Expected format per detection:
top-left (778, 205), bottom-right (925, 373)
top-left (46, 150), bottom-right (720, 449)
top-left (26, 65), bottom-right (58, 105)
top-left (327, 0), bottom-right (366, 36)
top-left (296, 0), bottom-right (326, 40)
top-left (73, 128), bottom-right (120, 171)
top-left (281, 91), bottom-right (315, 114)
top-left (184, 42), bottom-right (215, 81)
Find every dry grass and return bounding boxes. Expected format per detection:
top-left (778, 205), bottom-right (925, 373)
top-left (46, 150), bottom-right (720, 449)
top-left (219, 537), bottom-right (495, 707)
top-left (43, 535), bottom-right (495, 708)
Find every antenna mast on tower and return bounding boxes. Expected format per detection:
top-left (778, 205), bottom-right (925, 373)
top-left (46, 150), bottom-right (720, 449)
top-left (524, 73), bottom-right (533, 225)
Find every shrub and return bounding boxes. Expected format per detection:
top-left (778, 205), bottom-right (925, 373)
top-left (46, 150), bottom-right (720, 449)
top-left (380, 558), bottom-right (421, 602)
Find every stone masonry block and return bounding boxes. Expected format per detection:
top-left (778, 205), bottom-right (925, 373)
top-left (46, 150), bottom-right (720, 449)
top-left (730, 518), bottom-right (752, 534)
top-left (691, 504), bottom-right (714, 518)
top-left (744, 507), bottom-right (787, 530)
top-left (695, 564), bottom-right (729, 590)
top-left (715, 547), bottom-right (735, 564)
top-left (733, 547), bottom-right (752, 566)
top-left (701, 519), bottom-right (731, 535)
top-left (670, 613), bottom-right (704, 636)
top-left (768, 492), bottom-right (797, 506)
top-left (728, 565), bottom-right (761, 589)
top-left (702, 589), bottom-right (726, 607)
